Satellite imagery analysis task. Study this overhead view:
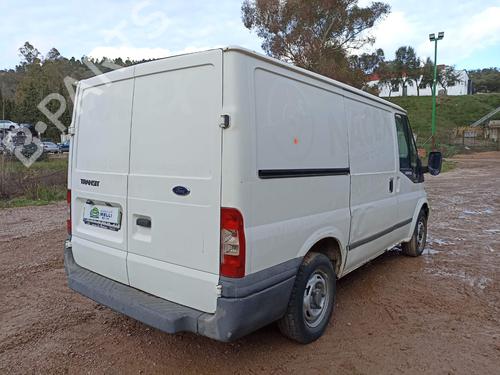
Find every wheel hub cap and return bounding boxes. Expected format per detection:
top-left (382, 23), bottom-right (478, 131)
top-left (417, 220), bottom-right (426, 250)
top-left (303, 271), bottom-right (329, 328)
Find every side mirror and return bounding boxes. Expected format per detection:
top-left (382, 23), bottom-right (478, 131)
top-left (427, 151), bottom-right (442, 176)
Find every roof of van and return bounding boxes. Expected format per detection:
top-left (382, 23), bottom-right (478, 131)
top-left (223, 46), bottom-right (405, 113)
top-left (80, 46), bottom-right (405, 113)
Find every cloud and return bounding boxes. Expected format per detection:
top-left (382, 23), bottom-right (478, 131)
top-left (418, 6), bottom-right (500, 63)
top-left (361, 3), bottom-right (500, 68)
top-left (367, 11), bottom-right (418, 54)
top-left (1, 0), bottom-right (498, 70)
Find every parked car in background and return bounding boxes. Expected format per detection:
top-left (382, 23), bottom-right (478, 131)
top-left (1, 125), bottom-right (44, 159)
top-left (58, 141), bottom-right (70, 153)
top-left (19, 124), bottom-right (38, 137)
top-left (42, 141), bottom-right (59, 153)
top-left (0, 120), bottom-right (19, 131)
top-left (1, 130), bottom-right (27, 153)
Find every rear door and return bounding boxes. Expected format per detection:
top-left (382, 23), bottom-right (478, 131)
top-left (126, 50), bottom-right (223, 313)
top-left (71, 67), bottom-right (135, 285)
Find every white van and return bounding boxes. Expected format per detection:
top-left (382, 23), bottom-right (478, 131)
top-left (64, 47), bottom-right (442, 343)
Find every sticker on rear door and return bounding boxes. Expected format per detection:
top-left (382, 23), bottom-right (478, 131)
top-left (83, 204), bottom-right (122, 231)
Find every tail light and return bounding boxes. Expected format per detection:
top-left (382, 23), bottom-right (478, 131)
top-left (66, 189), bottom-right (72, 236)
top-left (220, 208), bottom-right (246, 278)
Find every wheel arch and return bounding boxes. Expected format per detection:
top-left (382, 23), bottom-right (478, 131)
top-left (298, 231), bottom-right (348, 277)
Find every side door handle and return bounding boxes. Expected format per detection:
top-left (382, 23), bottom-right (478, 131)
top-left (389, 177), bottom-right (394, 193)
top-left (136, 217), bottom-right (152, 228)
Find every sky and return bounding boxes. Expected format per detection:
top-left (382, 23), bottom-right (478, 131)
top-left (0, 0), bottom-right (499, 70)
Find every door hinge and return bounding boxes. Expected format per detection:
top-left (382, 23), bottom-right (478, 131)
top-left (216, 284), bottom-right (222, 297)
top-left (219, 114), bottom-right (230, 129)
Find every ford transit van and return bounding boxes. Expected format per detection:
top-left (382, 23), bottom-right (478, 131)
top-left (64, 47), bottom-right (442, 343)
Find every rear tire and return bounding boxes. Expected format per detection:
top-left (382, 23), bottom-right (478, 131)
top-left (278, 252), bottom-right (336, 344)
top-left (402, 211), bottom-right (427, 257)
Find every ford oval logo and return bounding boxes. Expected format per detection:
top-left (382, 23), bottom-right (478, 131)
top-left (172, 186), bottom-right (190, 196)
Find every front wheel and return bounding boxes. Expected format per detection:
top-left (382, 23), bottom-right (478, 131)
top-left (402, 211), bottom-right (427, 257)
top-left (278, 252), bottom-right (336, 344)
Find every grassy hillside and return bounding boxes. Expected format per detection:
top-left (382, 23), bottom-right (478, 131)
top-left (387, 93), bottom-right (500, 145)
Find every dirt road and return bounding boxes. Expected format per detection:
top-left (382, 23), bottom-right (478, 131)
top-left (1, 153), bottom-right (499, 374)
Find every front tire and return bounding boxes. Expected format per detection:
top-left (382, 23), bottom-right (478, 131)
top-left (278, 252), bottom-right (336, 344)
top-left (402, 211), bottom-right (427, 257)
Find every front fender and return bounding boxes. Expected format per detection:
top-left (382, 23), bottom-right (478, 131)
top-left (405, 198), bottom-right (430, 242)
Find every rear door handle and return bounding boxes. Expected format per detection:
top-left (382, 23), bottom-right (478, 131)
top-left (389, 177), bottom-right (394, 193)
top-left (136, 218), bottom-right (151, 228)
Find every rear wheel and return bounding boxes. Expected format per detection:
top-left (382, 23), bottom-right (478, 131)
top-left (402, 211), bottom-right (427, 257)
top-left (278, 252), bottom-right (336, 344)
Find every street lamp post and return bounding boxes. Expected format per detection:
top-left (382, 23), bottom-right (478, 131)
top-left (429, 31), bottom-right (444, 150)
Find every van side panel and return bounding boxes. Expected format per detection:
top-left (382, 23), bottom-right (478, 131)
top-left (344, 100), bottom-right (400, 272)
top-left (222, 51), bottom-right (350, 275)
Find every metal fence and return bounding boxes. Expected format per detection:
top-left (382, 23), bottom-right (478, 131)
top-left (451, 128), bottom-right (499, 149)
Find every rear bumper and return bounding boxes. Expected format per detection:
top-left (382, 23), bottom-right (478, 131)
top-left (64, 246), bottom-right (298, 342)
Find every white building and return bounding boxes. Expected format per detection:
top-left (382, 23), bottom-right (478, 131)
top-left (368, 69), bottom-right (472, 97)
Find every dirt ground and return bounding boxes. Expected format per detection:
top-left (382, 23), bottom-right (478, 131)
top-left (1, 152), bottom-right (499, 374)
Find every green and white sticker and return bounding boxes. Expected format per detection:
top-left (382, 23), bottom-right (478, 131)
top-left (83, 204), bottom-right (121, 230)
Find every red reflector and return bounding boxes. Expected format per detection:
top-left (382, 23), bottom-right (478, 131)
top-left (220, 208), bottom-right (246, 278)
top-left (66, 189), bottom-right (71, 236)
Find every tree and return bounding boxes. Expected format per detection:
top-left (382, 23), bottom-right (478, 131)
top-left (469, 68), bottom-right (500, 93)
top-left (241, 0), bottom-right (390, 87)
top-left (419, 57), bottom-right (434, 91)
top-left (45, 48), bottom-right (62, 61)
top-left (18, 42), bottom-right (41, 66)
top-left (14, 62), bottom-right (45, 126)
top-left (437, 65), bottom-right (461, 94)
top-left (419, 59), bottom-right (462, 95)
top-left (0, 86), bottom-right (4, 119)
top-left (376, 60), bottom-right (399, 97)
top-left (351, 48), bottom-right (385, 75)
top-left (350, 48), bottom-right (386, 91)
top-left (394, 46), bottom-right (421, 96)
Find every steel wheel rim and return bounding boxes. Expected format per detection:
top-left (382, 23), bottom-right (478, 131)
top-left (303, 270), bottom-right (329, 328)
top-left (417, 219), bottom-right (426, 251)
